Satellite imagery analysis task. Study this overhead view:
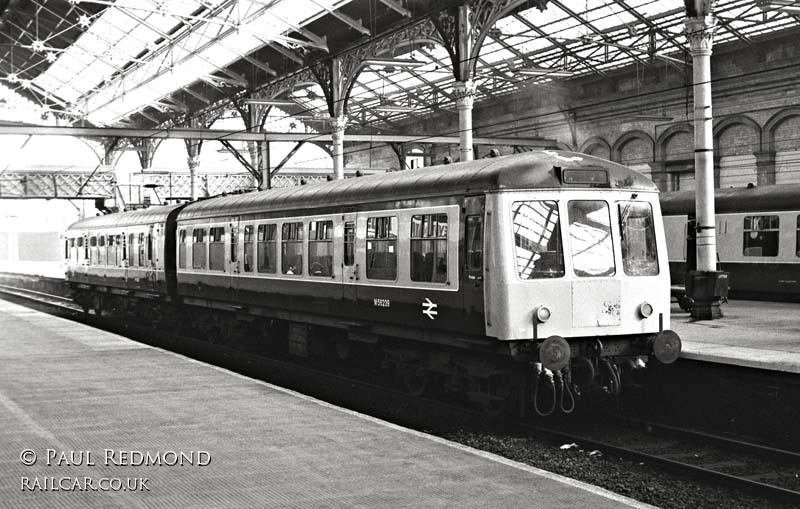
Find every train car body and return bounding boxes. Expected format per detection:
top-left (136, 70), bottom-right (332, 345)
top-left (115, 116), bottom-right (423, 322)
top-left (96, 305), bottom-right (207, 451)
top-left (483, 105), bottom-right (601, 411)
top-left (64, 205), bottom-right (184, 299)
top-left (661, 184), bottom-right (800, 301)
top-left (65, 150), bottom-right (680, 414)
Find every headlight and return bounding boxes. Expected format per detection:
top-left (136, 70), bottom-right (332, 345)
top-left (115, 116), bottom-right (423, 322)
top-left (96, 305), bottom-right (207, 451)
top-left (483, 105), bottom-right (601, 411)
top-left (535, 305), bottom-right (551, 323)
top-left (638, 302), bottom-right (653, 319)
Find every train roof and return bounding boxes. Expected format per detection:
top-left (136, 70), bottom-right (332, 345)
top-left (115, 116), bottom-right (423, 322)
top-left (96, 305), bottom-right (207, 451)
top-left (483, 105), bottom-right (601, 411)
top-left (659, 183), bottom-right (800, 215)
top-left (178, 150), bottom-right (656, 222)
top-left (66, 203), bottom-right (184, 231)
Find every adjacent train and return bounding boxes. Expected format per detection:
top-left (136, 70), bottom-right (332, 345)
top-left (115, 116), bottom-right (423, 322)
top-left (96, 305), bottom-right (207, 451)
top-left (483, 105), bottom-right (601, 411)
top-left (661, 184), bottom-right (800, 302)
top-left (64, 150), bottom-right (681, 416)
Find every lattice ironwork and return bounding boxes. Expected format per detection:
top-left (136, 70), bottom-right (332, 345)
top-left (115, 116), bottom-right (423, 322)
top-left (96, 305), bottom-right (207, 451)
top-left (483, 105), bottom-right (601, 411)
top-left (0, 172), bottom-right (115, 199)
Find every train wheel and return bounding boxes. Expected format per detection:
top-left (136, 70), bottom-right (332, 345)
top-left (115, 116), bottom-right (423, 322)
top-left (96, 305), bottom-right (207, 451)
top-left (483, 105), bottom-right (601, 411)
top-left (481, 374), bottom-right (514, 417)
top-left (401, 364), bottom-right (428, 397)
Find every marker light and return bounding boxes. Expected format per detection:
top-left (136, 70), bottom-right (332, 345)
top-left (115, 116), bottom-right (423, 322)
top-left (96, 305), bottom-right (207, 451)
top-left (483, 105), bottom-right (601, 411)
top-left (639, 302), bottom-right (654, 319)
top-left (535, 305), bottom-right (552, 323)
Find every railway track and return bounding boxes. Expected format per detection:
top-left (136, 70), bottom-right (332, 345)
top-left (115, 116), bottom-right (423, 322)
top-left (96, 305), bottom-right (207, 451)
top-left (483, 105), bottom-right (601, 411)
top-left (1, 276), bottom-right (798, 506)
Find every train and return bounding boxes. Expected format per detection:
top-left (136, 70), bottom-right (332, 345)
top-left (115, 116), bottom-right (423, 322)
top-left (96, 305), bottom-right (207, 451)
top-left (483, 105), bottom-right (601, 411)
top-left (661, 184), bottom-right (800, 302)
top-left (64, 150), bottom-right (681, 416)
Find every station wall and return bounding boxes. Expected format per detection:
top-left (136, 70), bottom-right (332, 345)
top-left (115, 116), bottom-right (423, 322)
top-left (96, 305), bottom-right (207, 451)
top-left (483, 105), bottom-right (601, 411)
top-left (346, 30), bottom-right (800, 191)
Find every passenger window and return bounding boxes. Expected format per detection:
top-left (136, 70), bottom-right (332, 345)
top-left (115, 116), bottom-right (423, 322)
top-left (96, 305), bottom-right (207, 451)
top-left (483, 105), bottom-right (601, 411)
top-left (147, 233), bottom-right (153, 262)
top-left (281, 222), bottom-right (303, 275)
top-left (209, 227), bottom-right (225, 271)
top-left (128, 234), bottom-right (136, 266)
top-left (178, 230), bottom-right (187, 269)
top-left (512, 201), bottom-right (565, 279)
top-left (109, 236), bottom-right (116, 266)
top-left (77, 237), bottom-right (83, 248)
top-left (257, 224), bottom-right (277, 274)
top-left (465, 215), bottom-right (483, 272)
top-left (410, 214), bottom-right (448, 283)
top-left (138, 233), bottom-right (145, 266)
top-left (568, 200), bottom-right (615, 277)
top-left (119, 234), bottom-right (126, 264)
top-left (343, 221), bottom-right (355, 266)
top-left (192, 228), bottom-right (207, 269)
top-left (618, 202), bottom-right (659, 276)
top-left (743, 215), bottom-right (779, 257)
top-left (366, 216), bottom-right (397, 280)
top-left (309, 220), bottom-right (333, 277)
top-left (243, 225), bottom-right (254, 272)
top-left (65, 240), bottom-right (69, 260)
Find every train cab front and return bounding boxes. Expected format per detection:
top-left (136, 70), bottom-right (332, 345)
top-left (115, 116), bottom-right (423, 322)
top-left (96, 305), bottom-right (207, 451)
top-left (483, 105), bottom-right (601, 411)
top-left (486, 177), bottom-right (681, 411)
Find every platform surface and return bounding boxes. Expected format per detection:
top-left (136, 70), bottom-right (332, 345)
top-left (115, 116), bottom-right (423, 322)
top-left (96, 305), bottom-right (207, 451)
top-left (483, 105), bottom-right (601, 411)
top-left (672, 299), bottom-right (800, 374)
top-left (0, 299), bottom-right (650, 508)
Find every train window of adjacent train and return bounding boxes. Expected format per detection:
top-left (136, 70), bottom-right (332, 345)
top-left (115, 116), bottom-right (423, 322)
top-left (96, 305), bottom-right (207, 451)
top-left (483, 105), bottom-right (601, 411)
top-left (511, 201), bottom-right (565, 279)
top-left (281, 222), bottom-right (303, 275)
top-left (568, 201), bottom-right (616, 278)
top-left (366, 216), bottom-right (397, 280)
top-left (243, 225), bottom-right (254, 272)
top-left (343, 222), bottom-right (355, 266)
top-left (618, 202), bottom-right (659, 276)
top-left (410, 214), bottom-right (448, 283)
top-left (465, 215), bottom-right (483, 272)
top-left (308, 220), bottom-right (333, 277)
top-left (743, 215), bottom-right (779, 257)
top-left (257, 224), bottom-right (277, 274)
top-left (192, 228), bottom-right (207, 269)
top-left (178, 230), bottom-right (187, 269)
top-left (209, 227), bottom-right (225, 271)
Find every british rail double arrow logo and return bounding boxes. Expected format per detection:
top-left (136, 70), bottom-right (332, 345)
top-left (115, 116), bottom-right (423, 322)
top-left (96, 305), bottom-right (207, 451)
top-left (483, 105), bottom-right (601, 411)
top-left (422, 298), bottom-right (438, 320)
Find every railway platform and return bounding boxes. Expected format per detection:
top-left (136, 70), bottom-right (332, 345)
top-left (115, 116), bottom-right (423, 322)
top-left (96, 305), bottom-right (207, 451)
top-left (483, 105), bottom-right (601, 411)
top-left (672, 299), bottom-right (800, 374)
top-left (0, 299), bottom-right (650, 508)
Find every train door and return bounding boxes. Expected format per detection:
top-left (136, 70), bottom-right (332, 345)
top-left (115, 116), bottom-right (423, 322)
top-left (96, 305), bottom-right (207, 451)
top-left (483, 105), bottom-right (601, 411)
top-left (340, 211), bottom-right (358, 306)
top-left (147, 225), bottom-right (156, 289)
top-left (462, 195), bottom-right (486, 332)
top-left (229, 218), bottom-right (241, 295)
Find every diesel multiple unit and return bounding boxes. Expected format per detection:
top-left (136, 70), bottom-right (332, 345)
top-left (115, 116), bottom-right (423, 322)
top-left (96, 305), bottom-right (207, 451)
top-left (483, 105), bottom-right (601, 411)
top-left (64, 150), bottom-right (681, 415)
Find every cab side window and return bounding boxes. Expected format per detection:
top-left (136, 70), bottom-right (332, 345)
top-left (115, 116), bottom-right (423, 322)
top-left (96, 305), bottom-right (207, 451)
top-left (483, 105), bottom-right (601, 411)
top-left (465, 215), bottom-right (483, 273)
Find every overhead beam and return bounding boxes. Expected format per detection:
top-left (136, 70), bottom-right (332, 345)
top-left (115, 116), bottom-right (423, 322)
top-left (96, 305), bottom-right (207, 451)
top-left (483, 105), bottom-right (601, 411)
top-left (0, 125), bottom-right (556, 147)
top-left (378, 0), bottom-right (411, 17)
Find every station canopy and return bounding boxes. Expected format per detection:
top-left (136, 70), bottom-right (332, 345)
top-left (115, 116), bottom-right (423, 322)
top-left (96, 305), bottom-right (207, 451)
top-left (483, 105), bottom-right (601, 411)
top-left (0, 0), bottom-right (797, 131)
